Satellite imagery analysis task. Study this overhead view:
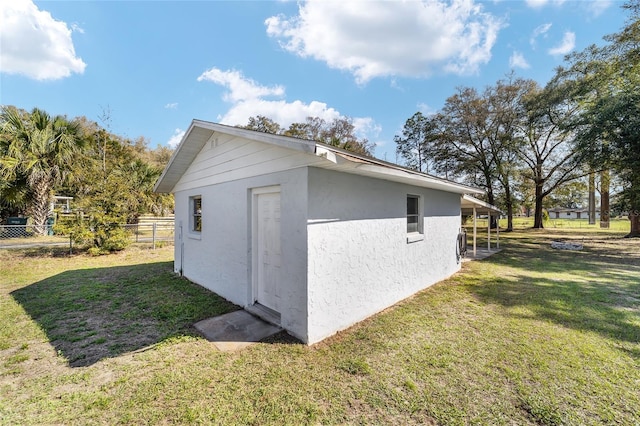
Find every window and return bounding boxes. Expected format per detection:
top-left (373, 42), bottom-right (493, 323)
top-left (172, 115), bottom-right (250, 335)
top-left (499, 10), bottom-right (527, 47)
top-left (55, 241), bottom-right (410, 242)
top-left (191, 196), bottom-right (202, 232)
top-left (407, 195), bottom-right (420, 233)
top-left (406, 194), bottom-right (424, 242)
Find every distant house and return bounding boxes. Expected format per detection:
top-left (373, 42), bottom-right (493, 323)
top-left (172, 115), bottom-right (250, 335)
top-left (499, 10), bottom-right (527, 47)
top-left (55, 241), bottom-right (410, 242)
top-left (548, 207), bottom-right (600, 220)
top-left (154, 120), bottom-right (490, 344)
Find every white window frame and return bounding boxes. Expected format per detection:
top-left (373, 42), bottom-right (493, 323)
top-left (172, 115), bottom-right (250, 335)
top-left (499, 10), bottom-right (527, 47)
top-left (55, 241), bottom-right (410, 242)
top-left (190, 195), bottom-right (202, 237)
top-left (406, 194), bottom-right (424, 243)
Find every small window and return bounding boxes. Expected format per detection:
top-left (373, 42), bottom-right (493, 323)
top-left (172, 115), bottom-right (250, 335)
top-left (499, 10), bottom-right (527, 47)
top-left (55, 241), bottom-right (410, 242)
top-left (407, 193), bottom-right (425, 231)
top-left (406, 195), bottom-right (424, 243)
top-left (191, 196), bottom-right (202, 232)
top-left (407, 195), bottom-right (420, 233)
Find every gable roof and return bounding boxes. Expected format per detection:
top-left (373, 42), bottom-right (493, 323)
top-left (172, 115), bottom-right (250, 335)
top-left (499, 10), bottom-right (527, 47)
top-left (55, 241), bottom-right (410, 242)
top-left (154, 120), bottom-right (484, 196)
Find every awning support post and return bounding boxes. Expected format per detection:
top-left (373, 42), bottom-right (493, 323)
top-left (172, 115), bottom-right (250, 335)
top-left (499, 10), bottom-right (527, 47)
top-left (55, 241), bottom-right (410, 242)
top-left (487, 213), bottom-right (491, 251)
top-left (473, 207), bottom-right (477, 256)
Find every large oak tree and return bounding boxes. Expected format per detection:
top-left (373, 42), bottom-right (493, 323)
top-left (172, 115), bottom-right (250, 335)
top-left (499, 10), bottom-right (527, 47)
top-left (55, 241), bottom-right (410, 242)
top-left (515, 80), bottom-right (584, 229)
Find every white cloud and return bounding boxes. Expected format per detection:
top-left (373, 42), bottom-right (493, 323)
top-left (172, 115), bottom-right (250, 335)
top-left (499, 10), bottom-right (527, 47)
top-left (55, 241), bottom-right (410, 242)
top-left (587, 0), bottom-right (612, 17)
top-left (0, 0), bottom-right (86, 80)
top-left (197, 68), bottom-right (284, 102)
top-left (352, 117), bottom-right (381, 141)
top-left (197, 67), bottom-right (379, 143)
top-left (219, 98), bottom-right (342, 129)
top-left (71, 23), bottom-right (85, 34)
top-left (265, 0), bottom-right (504, 84)
top-left (526, 0), bottom-right (608, 16)
top-left (417, 103), bottom-right (437, 116)
top-left (509, 51), bottom-right (530, 69)
top-left (525, 0), bottom-right (549, 8)
top-left (548, 31), bottom-right (575, 56)
top-left (164, 102), bottom-right (178, 109)
top-left (530, 23), bottom-right (552, 48)
top-left (167, 128), bottom-right (185, 148)
top-left (525, 0), bottom-right (565, 8)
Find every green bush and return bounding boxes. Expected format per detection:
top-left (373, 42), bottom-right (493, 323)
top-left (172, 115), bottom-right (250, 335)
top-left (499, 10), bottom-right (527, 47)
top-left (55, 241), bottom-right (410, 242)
top-left (59, 214), bottom-right (131, 254)
top-left (87, 246), bottom-right (103, 256)
top-left (100, 227), bottom-right (130, 252)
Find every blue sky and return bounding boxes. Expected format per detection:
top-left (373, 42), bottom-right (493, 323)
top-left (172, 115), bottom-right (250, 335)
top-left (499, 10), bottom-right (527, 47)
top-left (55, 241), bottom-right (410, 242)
top-left (0, 0), bottom-right (628, 164)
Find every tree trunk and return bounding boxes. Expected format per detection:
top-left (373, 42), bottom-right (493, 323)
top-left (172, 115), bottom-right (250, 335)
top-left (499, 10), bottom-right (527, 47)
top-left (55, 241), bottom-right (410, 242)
top-left (486, 187), bottom-right (498, 229)
top-left (627, 210), bottom-right (640, 238)
top-left (600, 169), bottom-right (610, 228)
top-left (504, 185), bottom-right (514, 232)
top-left (30, 176), bottom-right (52, 236)
top-left (588, 171), bottom-right (596, 225)
top-left (533, 182), bottom-right (545, 229)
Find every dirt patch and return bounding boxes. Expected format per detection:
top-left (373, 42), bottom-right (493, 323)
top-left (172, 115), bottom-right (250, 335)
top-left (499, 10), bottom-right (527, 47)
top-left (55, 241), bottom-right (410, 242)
top-left (48, 311), bottom-right (163, 367)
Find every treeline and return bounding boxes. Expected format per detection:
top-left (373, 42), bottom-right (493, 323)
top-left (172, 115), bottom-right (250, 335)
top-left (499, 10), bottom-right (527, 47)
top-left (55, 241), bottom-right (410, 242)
top-left (394, 76), bottom-right (586, 231)
top-left (240, 115), bottom-right (374, 156)
top-left (0, 106), bottom-right (174, 251)
top-left (394, 2), bottom-right (640, 237)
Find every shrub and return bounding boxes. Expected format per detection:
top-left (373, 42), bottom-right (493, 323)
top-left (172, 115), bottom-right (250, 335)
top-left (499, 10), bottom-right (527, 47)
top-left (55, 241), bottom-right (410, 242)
top-left (60, 214), bottom-right (131, 254)
top-left (100, 227), bottom-right (130, 251)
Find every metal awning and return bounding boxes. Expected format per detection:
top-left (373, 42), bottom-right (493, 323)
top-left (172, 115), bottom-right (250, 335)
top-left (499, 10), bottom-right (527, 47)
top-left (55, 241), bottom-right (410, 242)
top-left (460, 195), bottom-right (503, 258)
top-left (461, 194), bottom-right (503, 215)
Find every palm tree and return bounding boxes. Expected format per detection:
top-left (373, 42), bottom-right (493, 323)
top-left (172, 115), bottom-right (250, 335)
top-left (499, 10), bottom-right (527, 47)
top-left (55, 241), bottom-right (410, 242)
top-left (0, 106), bottom-right (84, 235)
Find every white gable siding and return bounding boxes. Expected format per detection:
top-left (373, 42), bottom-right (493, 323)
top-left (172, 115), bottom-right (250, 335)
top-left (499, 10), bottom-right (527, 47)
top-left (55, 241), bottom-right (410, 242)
top-left (173, 136), bottom-right (324, 193)
top-left (305, 167), bottom-right (461, 344)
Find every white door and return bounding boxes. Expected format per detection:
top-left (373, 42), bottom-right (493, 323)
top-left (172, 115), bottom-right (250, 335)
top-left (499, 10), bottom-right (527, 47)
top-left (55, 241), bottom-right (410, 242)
top-left (253, 188), bottom-right (281, 312)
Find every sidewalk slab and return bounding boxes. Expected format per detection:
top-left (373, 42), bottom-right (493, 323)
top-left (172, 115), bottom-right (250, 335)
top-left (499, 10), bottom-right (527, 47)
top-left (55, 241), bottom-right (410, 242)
top-left (194, 310), bottom-right (282, 352)
top-left (462, 248), bottom-right (502, 262)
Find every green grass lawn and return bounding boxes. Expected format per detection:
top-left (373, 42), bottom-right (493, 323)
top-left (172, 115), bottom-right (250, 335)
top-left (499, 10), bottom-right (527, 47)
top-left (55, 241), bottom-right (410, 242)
top-left (1, 231), bottom-right (639, 425)
top-left (467, 216), bottom-right (632, 233)
top-left (512, 216), bottom-right (631, 232)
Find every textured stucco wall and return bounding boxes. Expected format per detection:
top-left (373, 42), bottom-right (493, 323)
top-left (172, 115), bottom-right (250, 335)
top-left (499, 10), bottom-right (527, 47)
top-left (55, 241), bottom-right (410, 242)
top-left (306, 167), bottom-right (462, 344)
top-left (174, 167), bottom-right (309, 341)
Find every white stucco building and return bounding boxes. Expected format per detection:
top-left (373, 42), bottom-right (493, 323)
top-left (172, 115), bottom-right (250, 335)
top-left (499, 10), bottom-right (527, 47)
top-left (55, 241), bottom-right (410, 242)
top-left (548, 207), bottom-right (601, 220)
top-left (155, 120), bottom-right (485, 344)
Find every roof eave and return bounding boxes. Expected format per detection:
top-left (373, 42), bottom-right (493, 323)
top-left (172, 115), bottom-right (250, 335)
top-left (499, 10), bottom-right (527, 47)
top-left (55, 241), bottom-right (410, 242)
top-left (154, 119), bottom-right (487, 198)
top-left (315, 145), bottom-right (484, 195)
top-left (154, 120), bottom-right (315, 193)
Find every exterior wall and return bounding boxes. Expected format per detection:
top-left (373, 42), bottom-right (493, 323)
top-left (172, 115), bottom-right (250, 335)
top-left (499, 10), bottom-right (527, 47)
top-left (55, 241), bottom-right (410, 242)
top-left (171, 136), bottom-right (466, 344)
top-left (173, 165), bottom-right (309, 340)
top-left (305, 167), bottom-right (462, 344)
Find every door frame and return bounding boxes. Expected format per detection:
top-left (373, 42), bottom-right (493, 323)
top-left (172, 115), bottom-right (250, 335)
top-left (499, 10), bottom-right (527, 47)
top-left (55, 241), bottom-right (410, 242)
top-left (250, 185), bottom-right (281, 311)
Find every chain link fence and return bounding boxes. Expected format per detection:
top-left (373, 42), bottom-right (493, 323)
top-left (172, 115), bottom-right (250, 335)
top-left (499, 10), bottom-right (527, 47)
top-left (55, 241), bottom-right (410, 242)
top-left (124, 223), bottom-right (174, 247)
top-left (0, 222), bottom-right (174, 249)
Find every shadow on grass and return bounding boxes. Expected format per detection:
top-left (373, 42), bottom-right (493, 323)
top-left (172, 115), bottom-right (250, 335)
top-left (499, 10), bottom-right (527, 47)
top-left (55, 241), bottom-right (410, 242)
top-left (10, 261), bottom-right (239, 367)
top-left (469, 233), bottom-right (640, 351)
